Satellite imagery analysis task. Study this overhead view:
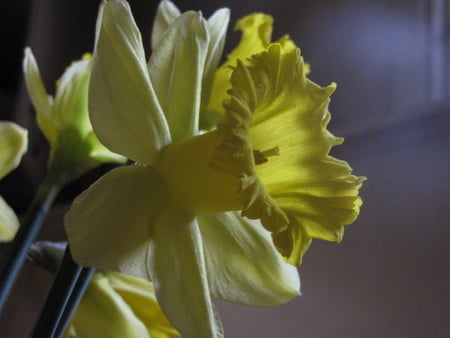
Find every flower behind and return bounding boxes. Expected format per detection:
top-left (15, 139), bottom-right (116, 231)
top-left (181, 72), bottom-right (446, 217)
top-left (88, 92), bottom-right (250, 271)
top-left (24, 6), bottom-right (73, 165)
top-left (23, 49), bottom-right (125, 182)
top-left (0, 121), bottom-right (27, 241)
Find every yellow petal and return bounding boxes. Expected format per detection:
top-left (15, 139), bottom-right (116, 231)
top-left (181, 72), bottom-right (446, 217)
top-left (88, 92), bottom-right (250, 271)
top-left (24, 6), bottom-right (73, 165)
top-left (71, 274), bottom-right (150, 338)
top-left (198, 211), bottom-right (300, 306)
top-left (22, 48), bottom-right (57, 145)
top-left (90, 0), bottom-right (170, 164)
top-left (0, 121), bottom-right (27, 179)
top-left (149, 208), bottom-right (222, 338)
top-left (0, 196), bottom-right (19, 242)
top-left (65, 165), bottom-right (169, 279)
top-left (148, 11), bottom-right (208, 141)
top-left (106, 272), bottom-right (179, 337)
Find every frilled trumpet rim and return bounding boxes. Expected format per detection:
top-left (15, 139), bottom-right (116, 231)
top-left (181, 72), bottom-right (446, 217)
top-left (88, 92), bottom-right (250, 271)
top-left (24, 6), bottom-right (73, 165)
top-left (156, 40), bottom-right (364, 266)
top-left (211, 43), bottom-right (365, 265)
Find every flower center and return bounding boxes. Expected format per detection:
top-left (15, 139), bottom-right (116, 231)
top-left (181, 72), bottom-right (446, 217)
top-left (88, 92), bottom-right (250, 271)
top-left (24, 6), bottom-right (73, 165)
top-left (155, 130), bottom-right (242, 214)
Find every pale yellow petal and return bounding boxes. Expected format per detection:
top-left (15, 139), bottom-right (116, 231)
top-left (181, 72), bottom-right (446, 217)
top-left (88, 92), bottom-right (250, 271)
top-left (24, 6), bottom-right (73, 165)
top-left (148, 11), bottom-right (208, 141)
top-left (151, 0), bottom-right (181, 50)
top-left (198, 212), bottom-right (300, 306)
top-left (90, 0), bottom-right (170, 164)
top-left (149, 208), bottom-right (222, 338)
top-left (0, 196), bottom-right (19, 242)
top-left (0, 121), bottom-right (27, 179)
top-left (22, 48), bottom-right (57, 145)
top-left (65, 165), bottom-right (169, 279)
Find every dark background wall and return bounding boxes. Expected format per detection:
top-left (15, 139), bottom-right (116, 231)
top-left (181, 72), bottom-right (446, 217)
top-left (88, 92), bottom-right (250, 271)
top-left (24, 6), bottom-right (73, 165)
top-left (0, 0), bottom-right (449, 337)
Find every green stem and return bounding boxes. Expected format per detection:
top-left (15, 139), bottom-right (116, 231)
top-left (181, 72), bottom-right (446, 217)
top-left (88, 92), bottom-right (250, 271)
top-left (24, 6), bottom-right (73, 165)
top-left (31, 246), bottom-right (92, 338)
top-left (0, 171), bottom-right (65, 314)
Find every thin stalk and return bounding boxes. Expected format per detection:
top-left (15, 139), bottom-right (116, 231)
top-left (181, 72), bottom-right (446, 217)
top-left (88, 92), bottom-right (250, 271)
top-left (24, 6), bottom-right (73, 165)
top-left (53, 266), bottom-right (95, 338)
top-left (31, 246), bottom-right (82, 338)
top-left (0, 172), bottom-right (64, 313)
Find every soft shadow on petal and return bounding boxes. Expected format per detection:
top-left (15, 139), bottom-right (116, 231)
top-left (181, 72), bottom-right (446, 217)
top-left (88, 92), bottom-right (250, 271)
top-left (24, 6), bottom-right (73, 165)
top-left (70, 274), bottom-right (150, 338)
top-left (90, 0), bottom-right (170, 164)
top-left (149, 208), bottom-right (222, 338)
top-left (65, 165), bottom-right (169, 279)
top-left (151, 0), bottom-right (180, 50)
top-left (148, 11), bottom-right (208, 142)
top-left (198, 211), bottom-right (300, 306)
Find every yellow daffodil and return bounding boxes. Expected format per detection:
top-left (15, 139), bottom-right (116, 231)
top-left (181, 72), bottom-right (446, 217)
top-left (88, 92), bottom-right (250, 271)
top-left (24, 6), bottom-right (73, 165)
top-left (0, 121), bottom-right (27, 241)
top-left (30, 242), bottom-right (178, 338)
top-left (65, 0), bottom-right (366, 336)
top-left (23, 48), bottom-right (125, 181)
top-left (66, 1), bottom-right (301, 337)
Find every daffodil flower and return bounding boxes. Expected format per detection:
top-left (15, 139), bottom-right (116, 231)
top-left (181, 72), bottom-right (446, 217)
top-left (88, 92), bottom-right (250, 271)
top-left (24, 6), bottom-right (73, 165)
top-left (29, 242), bottom-right (178, 338)
top-left (23, 48), bottom-right (125, 181)
top-left (0, 121), bottom-right (27, 241)
top-left (65, 0), bottom-right (366, 336)
top-left (66, 1), bottom-right (300, 337)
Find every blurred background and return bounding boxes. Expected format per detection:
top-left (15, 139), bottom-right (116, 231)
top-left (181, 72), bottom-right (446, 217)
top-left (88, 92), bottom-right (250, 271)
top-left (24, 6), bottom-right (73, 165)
top-left (0, 0), bottom-right (449, 337)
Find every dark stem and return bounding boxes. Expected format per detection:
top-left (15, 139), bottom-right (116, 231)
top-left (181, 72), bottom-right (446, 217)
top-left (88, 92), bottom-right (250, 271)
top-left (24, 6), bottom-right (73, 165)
top-left (53, 266), bottom-right (95, 338)
top-left (31, 246), bottom-right (85, 338)
top-left (0, 173), bottom-right (63, 313)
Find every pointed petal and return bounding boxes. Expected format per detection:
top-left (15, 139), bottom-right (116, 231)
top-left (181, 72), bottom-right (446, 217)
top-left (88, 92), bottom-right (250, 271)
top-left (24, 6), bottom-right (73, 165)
top-left (149, 208), bottom-right (222, 338)
top-left (0, 196), bottom-right (19, 242)
top-left (151, 0), bottom-right (181, 50)
top-left (0, 121), bottom-right (27, 179)
top-left (71, 273), bottom-right (150, 338)
top-left (148, 12), bottom-right (208, 141)
top-left (94, 1), bottom-right (105, 50)
top-left (106, 272), bottom-right (179, 337)
top-left (199, 8), bottom-right (230, 130)
top-left (22, 48), bottom-right (57, 145)
top-left (90, 0), bottom-right (170, 164)
top-left (53, 55), bottom-right (92, 137)
top-left (197, 212), bottom-right (300, 306)
top-left (65, 165), bottom-right (169, 279)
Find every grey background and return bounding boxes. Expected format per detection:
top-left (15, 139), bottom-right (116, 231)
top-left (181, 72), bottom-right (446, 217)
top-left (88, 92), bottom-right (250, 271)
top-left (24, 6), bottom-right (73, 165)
top-left (0, 0), bottom-right (449, 337)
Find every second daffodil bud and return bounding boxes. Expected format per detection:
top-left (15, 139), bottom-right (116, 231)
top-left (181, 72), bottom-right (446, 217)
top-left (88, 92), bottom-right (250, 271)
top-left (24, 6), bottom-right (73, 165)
top-left (23, 48), bottom-right (125, 182)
